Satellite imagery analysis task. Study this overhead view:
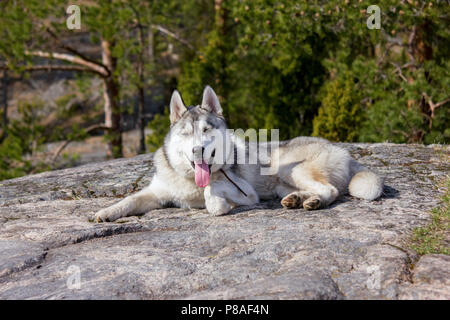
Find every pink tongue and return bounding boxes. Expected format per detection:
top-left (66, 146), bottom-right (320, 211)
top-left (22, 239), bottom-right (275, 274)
top-left (194, 161), bottom-right (210, 187)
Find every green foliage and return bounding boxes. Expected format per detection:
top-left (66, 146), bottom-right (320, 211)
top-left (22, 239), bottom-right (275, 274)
top-left (356, 55), bottom-right (450, 144)
top-left (0, 0), bottom-right (208, 158)
top-left (179, 0), bottom-right (450, 143)
top-left (1, 0), bottom-right (449, 166)
top-left (0, 101), bottom-right (49, 180)
top-left (411, 177), bottom-right (450, 256)
top-left (312, 73), bottom-right (364, 142)
top-left (8, 101), bottom-right (47, 154)
top-left (0, 134), bottom-right (30, 180)
top-left (179, 0), bottom-right (334, 139)
top-left (0, 98), bottom-right (94, 181)
top-left (146, 108), bottom-right (170, 152)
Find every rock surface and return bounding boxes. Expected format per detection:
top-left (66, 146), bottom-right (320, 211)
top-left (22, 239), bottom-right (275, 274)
top-left (0, 143), bottom-right (448, 300)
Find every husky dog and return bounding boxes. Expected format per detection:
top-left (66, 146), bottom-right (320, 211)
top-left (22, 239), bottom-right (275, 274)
top-left (94, 86), bottom-right (383, 222)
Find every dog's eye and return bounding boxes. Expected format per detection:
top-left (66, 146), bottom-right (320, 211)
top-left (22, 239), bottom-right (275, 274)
top-left (203, 127), bottom-right (210, 133)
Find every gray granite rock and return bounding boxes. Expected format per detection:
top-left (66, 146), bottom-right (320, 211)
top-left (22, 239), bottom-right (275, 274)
top-left (399, 254), bottom-right (450, 300)
top-left (0, 143), bottom-right (448, 299)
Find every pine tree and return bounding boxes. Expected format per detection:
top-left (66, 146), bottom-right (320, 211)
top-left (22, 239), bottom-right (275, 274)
top-left (312, 74), bottom-right (363, 142)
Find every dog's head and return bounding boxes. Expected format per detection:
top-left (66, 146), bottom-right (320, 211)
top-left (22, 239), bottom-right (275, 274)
top-left (164, 86), bottom-right (234, 187)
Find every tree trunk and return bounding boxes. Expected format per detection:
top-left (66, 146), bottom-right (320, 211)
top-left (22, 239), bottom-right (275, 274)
top-left (214, 0), bottom-right (226, 34)
top-left (148, 26), bottom-right (154, 62)
top-left (412, 21), bottom-right (433, 63)
top-left (101, 39), bottom-right (123, 158)
top-left (135, 19), bottom-right (150, 155)
top-left (214, 0), bottom-right (228, 103)
top-left (0, 71), bottom-right (8, 141)
top-left (137, 85), bottom-right (146, 154)
top-left (412, 20), bottom-right (434, 134)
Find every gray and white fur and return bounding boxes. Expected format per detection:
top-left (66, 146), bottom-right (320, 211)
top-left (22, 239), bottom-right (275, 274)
top-left (94, 86), bottom-right (383, 222)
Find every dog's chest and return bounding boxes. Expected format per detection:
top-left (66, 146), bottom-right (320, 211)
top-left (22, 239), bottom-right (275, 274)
top-left (170, 178), bottom-right (205, 208)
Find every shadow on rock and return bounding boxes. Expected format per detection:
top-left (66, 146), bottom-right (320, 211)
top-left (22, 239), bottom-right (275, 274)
top-left (383, 185), bottom-right (400, 199)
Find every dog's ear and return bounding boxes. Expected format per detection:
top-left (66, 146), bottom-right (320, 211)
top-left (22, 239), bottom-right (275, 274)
top-left (170, 90), bottom-right (187, 124)
top-left (201, 86), bottom-right (222, 116)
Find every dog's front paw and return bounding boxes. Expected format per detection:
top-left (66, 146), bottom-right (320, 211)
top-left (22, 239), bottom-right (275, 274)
top-left (205, 196), bottom-right (231, 216)
top-left (207, 203), bottom-right (231, 216)
top-left (94, 207), bottom-right (120, 223)
top-left (94, 209), bottom-right (108, 223)
top-left (204, 185), bottom-right (231, 216)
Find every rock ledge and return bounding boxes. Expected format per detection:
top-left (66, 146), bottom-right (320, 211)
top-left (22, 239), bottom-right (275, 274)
top-left (0, 143), bottom-right (449, 299)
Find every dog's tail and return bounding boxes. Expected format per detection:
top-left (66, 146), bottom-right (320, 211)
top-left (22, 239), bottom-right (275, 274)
top-left (348, 160), bottom-right (383, 201)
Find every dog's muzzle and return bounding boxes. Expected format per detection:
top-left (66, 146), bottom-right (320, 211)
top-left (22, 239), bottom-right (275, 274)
top-left (190, 146), bottom-right (215, 171)
top-left (192, 146), bottom-right (204, 164)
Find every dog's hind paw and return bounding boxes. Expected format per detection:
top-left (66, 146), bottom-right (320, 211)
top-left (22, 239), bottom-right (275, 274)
top-left (303, 196), bottom-right (321, 210)
top-left (281, 193), bottom-right (302, 209)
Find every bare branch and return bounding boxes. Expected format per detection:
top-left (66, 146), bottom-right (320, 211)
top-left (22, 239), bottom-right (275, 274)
top-left (390, 62), bottom-right (408, 82)
top-left (435, 98), bottom-right (450, 109)
top-left (127, 18), bottom-right (195, 51)
top-left (52, 124), bottom-right (112, 162)
top-left (422, 92), bottom-right (450, 117)
top-left (406, 26), bottom-right (417, 64)
top-left (151, 24), bottom-right (194, 50)
top-left (391, 129), bottom-right (410, 138)
top-left (25, 50), bottom-right (109, 77)
top-left (378, 42), bottom-right (396, 65)
top-left (45, 28), bottom-right (110, 75)
top-left (0, 64), bottom-right (98, 74)
top-left (400, 62), bottom-right (418, 69)
top-left (421, 92), bottom-right (450, 129)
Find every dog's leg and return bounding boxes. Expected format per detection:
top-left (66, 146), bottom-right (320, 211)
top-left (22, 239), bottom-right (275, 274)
top-left (204, 172), bottom-right (259, 216)
top-left (94, 186), bottom-right (161, 222)
top-left (275, 184), bottom-right (297, 199)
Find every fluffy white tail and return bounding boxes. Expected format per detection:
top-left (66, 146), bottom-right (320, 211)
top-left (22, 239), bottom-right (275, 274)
top-left (348, 160), bottom-right (383, 201)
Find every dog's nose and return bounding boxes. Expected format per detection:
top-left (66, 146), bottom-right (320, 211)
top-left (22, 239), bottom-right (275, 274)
top-left (192, 146), bottom-right (204, 163)
top-left (192, 146), bottom-right (204, 154)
